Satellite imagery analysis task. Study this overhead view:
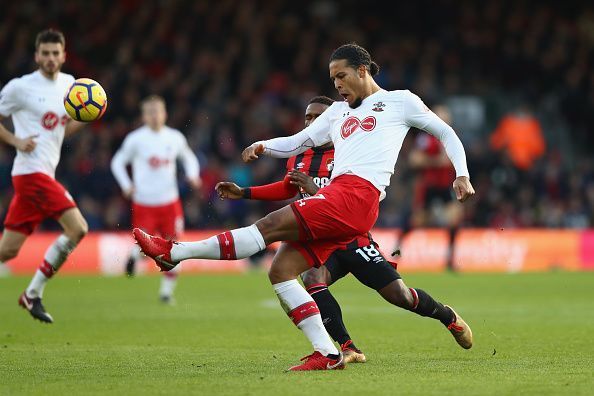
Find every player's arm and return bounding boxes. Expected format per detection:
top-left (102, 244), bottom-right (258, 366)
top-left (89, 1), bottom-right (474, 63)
top-left (0, 80), bottom-right (37, 152)
top-left (64, 119), bottom-right (86, 137)
top-left (216, 174), bottom-right (298, 201)
top-left (403, 91), bottom-right (474, 202)
top-left (177, 134), bottom-right (201, 190)
top-left (0, 116), bottom-right (37, 152)
top-left (110, 137), bottom-right (135, 199)
top-left (242, 104), bottom-right (333, 162)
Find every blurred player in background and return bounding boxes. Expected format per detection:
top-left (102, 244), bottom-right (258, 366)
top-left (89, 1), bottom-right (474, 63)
top-left (0, 29), bottom-right (88, 323)
top-left (111, 95), bottom-right (200, 304)
top-left (395, 104), bottom-right (463, 270)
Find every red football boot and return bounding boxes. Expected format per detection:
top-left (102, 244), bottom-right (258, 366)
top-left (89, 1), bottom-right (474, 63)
top-left (287, 351), bottom-right (345, 371)
top-left (132, 228), bottom-right (178, 271)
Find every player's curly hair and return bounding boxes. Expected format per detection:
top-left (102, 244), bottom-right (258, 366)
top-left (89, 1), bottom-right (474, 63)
top-left (330, 43), bottom-right (380, 76)
top-left (308, 96), bottom-right (334, 107)
top-left (35, 29), bottom-right (65, 49)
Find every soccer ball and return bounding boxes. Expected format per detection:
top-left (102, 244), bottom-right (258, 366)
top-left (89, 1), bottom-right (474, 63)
top-left (64, 78), bottom-right (107, 122)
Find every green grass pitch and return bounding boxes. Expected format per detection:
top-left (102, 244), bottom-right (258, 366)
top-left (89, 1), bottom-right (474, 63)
top-left (1, 271), bottom-right (593, 395)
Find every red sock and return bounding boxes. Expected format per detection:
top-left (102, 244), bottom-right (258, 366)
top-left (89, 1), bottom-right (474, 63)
top-left (288, 301), bottom-right (320, 325)
top-left (39, 260), bottom-right (55, 278)
top-left (216, 231), bottom-right (236, 260)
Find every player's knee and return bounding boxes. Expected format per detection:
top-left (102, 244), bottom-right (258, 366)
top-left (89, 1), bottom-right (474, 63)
top-left (301, 268), bottom-right (328, 288)
top-left (66, 222), bottom-right (88, 244)
top-left (268, 257), bottom-right (300, 284)
top-left (255, 214), bottom-right (276, 238)
top-left (0, 246), bottom-right (19, 262)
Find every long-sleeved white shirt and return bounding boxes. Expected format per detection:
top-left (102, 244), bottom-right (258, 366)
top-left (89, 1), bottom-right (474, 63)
top-left (259, 89), bottom-right (469, 198)
top-left (111, 125), bottom-right (200, 206)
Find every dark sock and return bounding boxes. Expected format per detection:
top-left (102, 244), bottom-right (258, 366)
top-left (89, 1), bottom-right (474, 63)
top-left (125, 256), bottom-right (136, 277)
top-left (410, 288), bottom-right (455, 326)
top-left (307, 285), bottom-right (353, 346)
top-left (446, 226), bottom-right (458, 271)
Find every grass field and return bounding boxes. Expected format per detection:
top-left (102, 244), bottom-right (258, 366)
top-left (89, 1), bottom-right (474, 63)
top-left (1, 271), bottom-right (593, 395)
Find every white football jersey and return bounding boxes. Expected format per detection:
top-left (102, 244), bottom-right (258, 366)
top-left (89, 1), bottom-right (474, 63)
top-left (0, 70), bottom-right (75, 178)
top-left (111, 125), bottom-right (200, 206)
top-left (301, 89), bottom-right (469, 195)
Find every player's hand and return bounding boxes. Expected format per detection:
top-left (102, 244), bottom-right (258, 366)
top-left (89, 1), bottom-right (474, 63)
top-left (123, 187), bottom-right (135, 199)
top-left (15, 135), bottom-right (38, 152)
top-left (242, 143), bottom-right (265, 163)
top-left (288, 170), bottom-right (319, 195)
top-left (215, 182), bottom-right (243, 200)
top-left (453, 176), bottom-right (475, 202)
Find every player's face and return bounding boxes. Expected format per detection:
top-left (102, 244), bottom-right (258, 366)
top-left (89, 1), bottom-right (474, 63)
top-left (329, 59), bottom-right (366, 108)
top-left (304, 103), bottom-right (329, 127)
top-left (35, 43), bottom-right (66, 77)
top-left (142, 101), bottom-right (167, 130)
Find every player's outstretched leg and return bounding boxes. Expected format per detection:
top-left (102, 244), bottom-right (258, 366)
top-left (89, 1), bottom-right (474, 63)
top-left (302, 268), bottom-right (366, 363)
top-left (272, 244), bottom-right (344, 371)
top-left (133, 224), bottom-right (267, 270)
top-left (379, 280), bottom-right (473, 349)
top-left (133, 205), bottom-right (300, 271)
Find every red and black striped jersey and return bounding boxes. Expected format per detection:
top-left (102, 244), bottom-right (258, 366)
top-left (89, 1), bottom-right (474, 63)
top-left (286, 146), bottom-right (334, 198)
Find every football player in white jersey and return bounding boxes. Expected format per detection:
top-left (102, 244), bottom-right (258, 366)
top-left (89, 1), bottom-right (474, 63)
top-left (111, 95), bottom-right (200, 304)
top-left (134, 43), bottom-right (475, 370)
top-left (0, 29), bottom-right (88, 323)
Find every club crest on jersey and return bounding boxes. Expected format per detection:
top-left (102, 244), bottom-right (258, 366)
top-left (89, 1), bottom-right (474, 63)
top-left (41, 112), bottom-right (59, 130)
top-left (326, 159), bottom-right (334, 172)
top-left (372, 101), bottom-right (385, 112)
top-left (340, 116), bottom-right (376, 139)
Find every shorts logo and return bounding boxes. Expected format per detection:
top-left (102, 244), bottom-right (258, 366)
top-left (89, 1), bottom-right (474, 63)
top-left (41, 112), bottom-right (59, 130)
top-left (340, 116), bottom-right (376, 139)
top-left (297, 194), bottom-right (326, 207)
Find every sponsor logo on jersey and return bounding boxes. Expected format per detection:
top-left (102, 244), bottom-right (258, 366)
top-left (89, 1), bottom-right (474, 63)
top-left (360, 116), bottom-right (376, 131)
top-left (340, 116), bottom-right (360, 139)
top-left (340, 116), bottom-right (376, 139)
top-left (296, 162), bottom-right (305, 170)
top-left (41, 112), bottom-right (59, 130)
top-left (372, 101), bottom-right (385, 112)
top-left (148, 156), bottom-right (172, 168)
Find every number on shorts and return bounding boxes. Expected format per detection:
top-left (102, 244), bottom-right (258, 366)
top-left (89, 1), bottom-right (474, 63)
top-left (355, 244), bottom-right (380, 262)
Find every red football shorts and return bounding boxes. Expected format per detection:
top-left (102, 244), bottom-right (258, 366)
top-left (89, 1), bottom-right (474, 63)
top-left (4, 172), bottom-right (77, 235)
top-left (131, 200), bottom-right (184, 239)
top-left (288, 174), bottom-right (380, 267)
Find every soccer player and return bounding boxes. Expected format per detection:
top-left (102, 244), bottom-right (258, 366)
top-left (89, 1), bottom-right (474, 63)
top-left (216, 95), bottom-right (368, 363)
top-left (111, 95), bottom-right (200, 304)
top-left (135, 43), bottom-right (475, 371)
top-left (0, 29), bottom-right (88, 323)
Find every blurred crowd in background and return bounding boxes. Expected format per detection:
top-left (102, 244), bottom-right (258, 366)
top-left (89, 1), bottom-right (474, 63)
top-left (1, 0), bottom-right (593, 232)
